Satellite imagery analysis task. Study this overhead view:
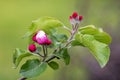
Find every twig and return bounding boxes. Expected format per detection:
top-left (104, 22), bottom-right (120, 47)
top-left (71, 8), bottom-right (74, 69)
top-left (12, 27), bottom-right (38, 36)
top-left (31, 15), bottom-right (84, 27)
top-left (42, 45), bottom-right (46, 61)
top-left (45, 23), bottom-right (79, 63)
top-left (45, 55), bottom-right (56, 63)
top-left (36, 52), bottom-right (44, 57)
top-left (19, 77), bottom-right (27, 80)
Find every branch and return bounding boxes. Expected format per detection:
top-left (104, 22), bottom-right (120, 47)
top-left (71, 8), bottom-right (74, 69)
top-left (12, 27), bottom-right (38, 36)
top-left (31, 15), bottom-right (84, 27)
top-left (19, 77), bottom-right (27, 80)
top-left (45, 24), bottom-right (79, 63)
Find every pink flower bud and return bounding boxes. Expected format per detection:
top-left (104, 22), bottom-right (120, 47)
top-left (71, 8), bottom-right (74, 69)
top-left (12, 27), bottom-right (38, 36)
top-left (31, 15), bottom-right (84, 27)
top-left (69, 12), bottom-right (83, 25)
top-left (32, 33), bottom-right (37, 42)
top-left (28, 44), bottom-right (36, 52)
top-left (69, 16), bottom-right (75, 25)
top-left (46, 39), bottom-right (52, 45)
top-left (69, 16), bottom-right (73, 20)
top-left (79, 16), bottom-right (83, 21)
top-left (35, 30), bottom-right (52, 45)
top-left (72, 12), bottom-right (78, 18)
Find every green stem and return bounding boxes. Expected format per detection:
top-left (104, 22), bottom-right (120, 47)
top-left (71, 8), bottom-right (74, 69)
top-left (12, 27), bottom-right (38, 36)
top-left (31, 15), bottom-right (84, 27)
top-left (65, 23), bottom-right (78, 47)
top-left (45, 45), bottom-right (48, 56)
top-left (45, 23), bottom-right (79, 63)
top-left (36, 52), bottom-right (44, 57)
top-left (42, 45), bottom-right (48, 62)
top-left (45, 55), bottom-right (56, 63)
top-left (42, 45), bottom-right (46, 61)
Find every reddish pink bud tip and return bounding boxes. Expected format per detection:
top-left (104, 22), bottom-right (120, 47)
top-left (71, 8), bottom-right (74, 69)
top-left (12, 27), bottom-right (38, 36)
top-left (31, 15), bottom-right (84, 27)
top-left (46, 39), bottom-right (52, 45)
top-left (32, 33), bottom-right (37, 42)
top-left (72, 12), bottom-right (78, 18)
top-left (69, 16), bottom-right (73, 20)
top-left (28, 44), bottom-right (36, 52)
top-left (79, 16), bottom-right (83, 21)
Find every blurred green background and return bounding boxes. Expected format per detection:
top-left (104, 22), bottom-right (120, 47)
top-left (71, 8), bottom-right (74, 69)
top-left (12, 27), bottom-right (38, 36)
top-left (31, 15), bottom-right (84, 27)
top-left (0, 0), bottom-right (119, 80)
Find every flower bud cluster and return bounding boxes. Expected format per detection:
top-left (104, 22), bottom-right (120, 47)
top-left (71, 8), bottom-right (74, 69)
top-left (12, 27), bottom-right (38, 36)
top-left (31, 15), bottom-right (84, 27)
top-left (32, 30), bottom-right (51, 45)
top-left (28, 30), bottom-right (52, 52)
top-left (69, 12), bottom-right (83, 25)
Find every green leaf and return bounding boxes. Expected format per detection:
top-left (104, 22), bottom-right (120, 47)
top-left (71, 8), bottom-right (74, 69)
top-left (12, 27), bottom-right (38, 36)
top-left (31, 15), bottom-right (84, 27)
top-left (79, 25), bottom-right (111, 44)
top-left (71, 34), bottom-right (85, 47)
top-left (48, 33), bottom-right (68, 49)
top-left (94, 32), bottom-right (111, 44)
top-left (79, 25), bottom-right (99, 35)
top-left (71, 40), bottom-right (85, 47)
top-left (81, 34), bottom-right (110, 68)
top-left (13, 48), bottom-right (32, 68)
top-left (48, 61), bottom-right (59, 70)
top-left (36, 46), bottom-right (42, 52)
top-left (24, 17), bottom-right (64, 38)
top-left (20, 59), bottom-right (47, 78)
top-left (23, 32), bottom-right (32, 39)
top-left (56, 48), bottom-right (70, 65)
top-left (54, 34), bottom-right (68, 42)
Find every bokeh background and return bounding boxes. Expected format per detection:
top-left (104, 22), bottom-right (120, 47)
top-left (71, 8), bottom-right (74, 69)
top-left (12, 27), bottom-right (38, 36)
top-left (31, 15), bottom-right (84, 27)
top-left (0, 0), bottom-right (120, 80)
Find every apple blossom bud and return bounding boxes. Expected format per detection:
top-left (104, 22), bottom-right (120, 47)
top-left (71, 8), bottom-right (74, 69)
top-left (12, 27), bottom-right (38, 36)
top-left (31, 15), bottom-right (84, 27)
top-left (69, 12), bottom-right (83, 25)
top-left (69, 16), bottom-right (75, 25)
top-left (79, 16), bottom-right (83, 21)
top-left (28, 44), bottom-right (36, 52)
top-left (35, 30), bottom-right (52, 45)
top-left (36, 30), bottom-right (47, 45)
top-left (72, 12), bottom-right (78, 18)
top-left (32, 33), bottom-right (37, 42)
top-left (46, 39), bottom-right (52, 45)
top-left (69, 16), bottom-right (73, 20)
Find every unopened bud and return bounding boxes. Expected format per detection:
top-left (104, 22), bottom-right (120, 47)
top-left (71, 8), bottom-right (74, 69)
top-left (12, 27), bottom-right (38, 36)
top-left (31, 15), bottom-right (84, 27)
top-left (28, 44), bottom-right (36, 52)
top-left (69, 16), bottom-right (73, 20)
top-left (69, 12), bottom-right (83, 25)
top-left (79, 16), bottom-right (83, 21)
top-left (32, 33), bottom-right (37, 42)
top-left (46, 39), bottom-right (52, 45)
top-left (72, 12), bottom-right (78, 18)
top-left (33, 30), bottom-right (52, 45)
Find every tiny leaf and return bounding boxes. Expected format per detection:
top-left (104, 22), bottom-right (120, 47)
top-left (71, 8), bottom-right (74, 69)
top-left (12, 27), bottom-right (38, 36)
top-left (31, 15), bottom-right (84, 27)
top-left (48, 61), bottom-right (59, 70)
top-left (54, 34), bottom-right (68, 42)
top-left (49, 33), bottom-right (68, 48)
top-left (20, 59), bottom-right (47, 78)
top-left (56, 48), bottom-right (70, 65)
